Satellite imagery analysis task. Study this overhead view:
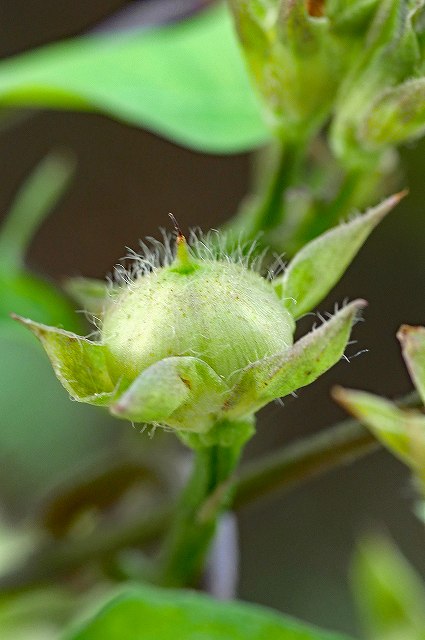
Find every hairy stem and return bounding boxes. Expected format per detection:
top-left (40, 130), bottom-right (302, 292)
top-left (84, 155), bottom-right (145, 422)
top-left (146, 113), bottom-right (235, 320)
top-left (0, 391), bottom-right (418, 595)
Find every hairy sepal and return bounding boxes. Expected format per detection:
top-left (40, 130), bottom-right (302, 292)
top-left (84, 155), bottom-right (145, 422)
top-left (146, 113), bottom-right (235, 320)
top-left (12, 314), bottom-right (115, 405)
top-left (275, 194), bottom-right (403, 319)
top-left (110, 356), bottom-right (230, 434)
top-left (224, 300), bottom-right (366, 419)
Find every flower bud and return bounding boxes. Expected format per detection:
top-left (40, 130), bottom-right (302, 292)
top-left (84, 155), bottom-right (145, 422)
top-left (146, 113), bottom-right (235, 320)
top-left (16, 198), bottom-right (400, 447)
top-left (101, 237), bottom-right (294, 384)
top-left (330, 0), bottom-right (423, 167)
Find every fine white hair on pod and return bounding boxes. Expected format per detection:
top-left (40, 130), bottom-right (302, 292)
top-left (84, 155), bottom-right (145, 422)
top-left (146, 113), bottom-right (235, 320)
top-left (111, 228), bottom-right (272, 286)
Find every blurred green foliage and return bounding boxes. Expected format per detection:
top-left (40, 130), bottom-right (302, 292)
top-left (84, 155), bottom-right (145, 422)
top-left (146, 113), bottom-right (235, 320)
top-left (352, 536), bottom-right (425, 640)
top-left (0, 153), bottom-right (114, 510)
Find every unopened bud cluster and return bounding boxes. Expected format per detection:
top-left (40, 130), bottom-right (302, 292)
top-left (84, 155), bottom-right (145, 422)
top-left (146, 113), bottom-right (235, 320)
top-left (229, 1), bottom-right (425, 166)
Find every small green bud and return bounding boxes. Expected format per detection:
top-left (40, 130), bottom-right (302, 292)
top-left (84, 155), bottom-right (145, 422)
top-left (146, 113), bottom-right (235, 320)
top-left (331, 0), bottom-right (423, 167)
top-left (334, 386), bottom-right (425, 476)
top-left (229, 0), bottom-right (348, 141)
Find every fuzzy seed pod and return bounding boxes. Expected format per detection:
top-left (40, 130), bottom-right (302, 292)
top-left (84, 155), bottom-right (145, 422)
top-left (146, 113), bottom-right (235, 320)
top-left (15, 196), bottom-right (400, 448)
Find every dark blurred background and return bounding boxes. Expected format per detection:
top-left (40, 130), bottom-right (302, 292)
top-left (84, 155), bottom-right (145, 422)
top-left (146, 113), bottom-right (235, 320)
top-left (0, 2), bottom-right (424, 637)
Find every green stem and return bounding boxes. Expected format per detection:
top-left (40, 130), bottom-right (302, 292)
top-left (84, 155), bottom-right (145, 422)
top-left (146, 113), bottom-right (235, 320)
top-left (303, 167), bottom-right (365, 243)
top-left (250, 137), bottom-right (306, 235)
top-left (156, 445), bottom-right (241, 588)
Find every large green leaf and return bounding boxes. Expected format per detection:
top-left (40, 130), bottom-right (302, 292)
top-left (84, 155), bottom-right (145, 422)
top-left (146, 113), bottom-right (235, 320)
top-left (66, 585), bottom-right (354, 640)
top-left (0, 5), bottom-right (268, 153)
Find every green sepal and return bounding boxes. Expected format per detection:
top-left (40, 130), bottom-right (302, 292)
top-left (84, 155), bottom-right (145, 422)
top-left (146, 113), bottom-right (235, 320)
top-left (333, 387), bottom-right (425, 482)
top-left (0, 152), bottom-right (81, 332)
top-left (12, 314), bottom-right (115, 405)
top-left (64, 277), bottom-right (118, 317)
top-left (227, 0), bottom-right (275, 55)
top-left (225, 300), bottom-right (365, 419)
top-left (111, 356), bottom-right (229, 434)
top-left (275, 194), bottom-right (402, 319)
top-left (351, 536), bottom-right (425, 640)
top-left (398, 324), bottom-right (425, 406)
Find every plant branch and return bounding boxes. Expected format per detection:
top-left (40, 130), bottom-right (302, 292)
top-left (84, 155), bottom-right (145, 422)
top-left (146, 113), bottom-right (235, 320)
top-left (0, 391), bottom-right (418, 595)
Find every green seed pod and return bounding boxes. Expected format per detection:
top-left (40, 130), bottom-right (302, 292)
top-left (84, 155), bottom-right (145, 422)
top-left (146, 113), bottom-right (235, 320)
top-left (16, 196), bottom-right (401, 448)
top-left (102, 237), bottom-right (294, 384)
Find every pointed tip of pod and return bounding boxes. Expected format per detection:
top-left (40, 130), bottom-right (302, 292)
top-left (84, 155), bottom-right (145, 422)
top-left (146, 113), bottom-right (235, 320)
top-left (168, 221), bottom-right (199, 274)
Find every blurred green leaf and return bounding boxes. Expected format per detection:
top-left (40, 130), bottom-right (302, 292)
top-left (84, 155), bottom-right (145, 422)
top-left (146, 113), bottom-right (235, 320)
top-left (66, 584), bottom-right (354, 640)
top-left (0, 151), bottom-right (79, 330)
top-left (333, 388), bottom-right (425, 487)
top-left (0, 589), bottom-right (75, 640)
top-left (0, 325), bottom-right (114, 509)
top-left (0, 271), bottom-right (79, 330)
top-left (351, 536), bottom-right (425, 640)
top-left (0, 154), bottom-right (115, 510)
top-left (398, 324), bottom-right (425, 406)
top-left (0, 152), bottom-right (75, 272)
top-left (0, 5), bottom-right (268, 153)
